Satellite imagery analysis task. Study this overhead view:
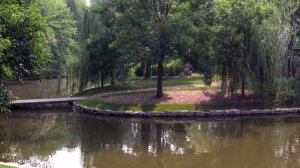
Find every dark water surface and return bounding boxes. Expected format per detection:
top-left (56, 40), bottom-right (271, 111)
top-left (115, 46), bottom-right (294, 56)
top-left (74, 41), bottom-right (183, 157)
top-left (0, 109), bottom-right (300, 168)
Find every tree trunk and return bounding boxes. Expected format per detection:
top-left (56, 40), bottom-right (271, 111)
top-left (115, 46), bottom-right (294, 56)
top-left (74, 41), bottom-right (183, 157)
top-left (111, 68), bottom-right (115, 87)
top-left (57, 73), bottom-right (61, 95)
top-left (156, 56), bottom-right (164, 98)
top-left (288, 15), bottom-right (297, 77)
top-left (241, 74), bottom-right (245, 98)
top-left (156, 35), bottom-right (166, 98)
top-left (144, 60), bottom-right (151, 79)
top-left (156, 50), bottom-right (165, 98)
top-left (101, 70), bottom-right (104, 88)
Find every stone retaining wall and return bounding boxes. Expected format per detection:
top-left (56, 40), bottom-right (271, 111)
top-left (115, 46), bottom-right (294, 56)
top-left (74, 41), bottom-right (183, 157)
top-left (74, 105), bottom-right (300, 118)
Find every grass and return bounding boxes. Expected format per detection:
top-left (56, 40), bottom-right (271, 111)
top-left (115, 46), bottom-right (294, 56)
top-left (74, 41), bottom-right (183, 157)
top-left (128, 74), bottom-right (204, 88)
top-left (97, 86), bottom-right (220, 98)
top-left (0, 164), bottom-right (16, 168)
top-left (73, 86), bottom-right (131, 97)
top-left (74, 74), bottom-right (209, 97)
top-left (77, 99), bottom-right (267, 112)
top-left (166, 86), bottom-right (221, 92)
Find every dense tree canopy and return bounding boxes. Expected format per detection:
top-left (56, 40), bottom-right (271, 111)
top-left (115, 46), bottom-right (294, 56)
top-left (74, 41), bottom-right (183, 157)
top-left (77, 0), bottom-right (300, 101)
top-left (0, 0), bottom-right (50, 112)
top-left (1, 0), bottom-right (300, 112)
top-left (0, 0), bottom-right (84, 112)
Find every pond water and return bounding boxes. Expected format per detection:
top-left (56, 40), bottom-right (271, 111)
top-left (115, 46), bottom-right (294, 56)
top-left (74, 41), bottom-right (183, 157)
top-left (0, 109), bottom-right (300, 168)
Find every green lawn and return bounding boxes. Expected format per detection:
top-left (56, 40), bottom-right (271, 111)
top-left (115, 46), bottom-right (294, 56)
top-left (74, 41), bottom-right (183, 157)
top-left (128, 74), bottom-right (205, 88)
top-left (73, 86), bottom-right (131, 97)
top-left (77, 99), bottom-right (266, 112)
top-left (74, 74), bottom-right (210, 96)
top-left (166, 86), bottom-right (221, 92)
top-left (0, 164), bottom-right (16, 168)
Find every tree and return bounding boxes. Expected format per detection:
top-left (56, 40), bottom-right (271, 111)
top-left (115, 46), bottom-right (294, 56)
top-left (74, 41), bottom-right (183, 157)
top-left (95, 0), bottom-right (210, 98)
top-left (213, 0), bottom-right (293, 102)
top-left (0, 0), bottom-right (49, 112)
top-left (40, 0), bottom-right (78, 78)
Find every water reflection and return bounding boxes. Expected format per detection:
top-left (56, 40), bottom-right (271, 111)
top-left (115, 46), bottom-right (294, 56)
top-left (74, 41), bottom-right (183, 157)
top-left (1, 110), bottom-right (300, 168)
top-left (0, 109), bottom-right (79, 167)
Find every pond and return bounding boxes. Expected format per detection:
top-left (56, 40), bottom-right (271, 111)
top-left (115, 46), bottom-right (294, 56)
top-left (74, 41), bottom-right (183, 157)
top-left (0, 109), bottom-right (300, 168)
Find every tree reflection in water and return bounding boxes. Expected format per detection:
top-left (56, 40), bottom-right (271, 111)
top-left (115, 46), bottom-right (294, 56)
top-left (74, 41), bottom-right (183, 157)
top-left (78, 115), bottom-right (300, 168)
top-left (1, 110), bottom-right (300, 168)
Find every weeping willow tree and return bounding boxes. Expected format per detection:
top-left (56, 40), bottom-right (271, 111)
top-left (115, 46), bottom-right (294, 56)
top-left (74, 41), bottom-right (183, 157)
top-left (77, 4), bottom-right (134, 91)
top-left (214, 0), bottom-right (300, 103)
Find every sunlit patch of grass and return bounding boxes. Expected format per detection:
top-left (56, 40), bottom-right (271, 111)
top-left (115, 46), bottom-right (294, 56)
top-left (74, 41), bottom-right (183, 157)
top-left (72, 86), bottom-right (130, 97)
top-left (77, 99), bottom-right (267, 112)
top-left (73, 74), bottom-right (209, 96)
top-left (166, 86), bottom-right (221, 92)
top-left (128, 74), bottom-right (205, 88)
top-left (0, 164), bottom-right (16, 168)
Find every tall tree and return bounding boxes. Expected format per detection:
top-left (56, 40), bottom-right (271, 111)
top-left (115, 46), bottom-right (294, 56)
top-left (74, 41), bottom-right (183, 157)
top-left (40, 0), bottom-right (78, 78)
top-left (0, 0), bottom-right (49, 112)
top-left (96, 0), bottom-right (206, 98)
top-left (213, 0), bottom-right (300, 102)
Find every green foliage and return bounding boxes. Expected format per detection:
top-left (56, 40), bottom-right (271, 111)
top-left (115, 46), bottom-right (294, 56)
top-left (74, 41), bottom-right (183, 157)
top-left (0, 0), bottom-right (49, 80)
top-left (165, 59), bottom-right (184, 76)
top-left (212, 0), bottom-right (300, 103)
top-left (151, 65), bottom-right (158, 76)
top-left (0, 0), bottom-right (49, 113)
top-left (77, 6), bottom-right (138, 90)
top-left (75, 0), bottom-right (215, 97)
top-left (0, 82), bottom-right (14, 113)
top-left (277, 80), bottom-right (300, 105)
top-left (40, 0), bottom-right (78, 78)
top-left (132, 59), bottom-right (184, 77)
top-left (293, 81), bottom-right (300, 105)
top-left (133, 64), bottom-right (144, 77)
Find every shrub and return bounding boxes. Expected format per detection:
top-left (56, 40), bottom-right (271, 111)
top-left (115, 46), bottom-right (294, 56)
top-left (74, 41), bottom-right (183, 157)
top-left (151, 65), bottom-right (158, 76)
top-left (276, 79), bottom-right (300, 106)
top-left (165, 59), bottom-right (184, 76)
top-left (0, 82), bottom-right (14, 113)
top-left (292, 80), bottom-right (300, 105)
top-left (133, 64), bottom-right (144, 77)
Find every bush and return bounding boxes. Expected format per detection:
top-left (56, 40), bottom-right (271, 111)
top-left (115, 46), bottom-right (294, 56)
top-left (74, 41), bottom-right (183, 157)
top-left (293, 80), bottom-right (300, 105)
top-left (151, 65), bottom-right (158, 76)
top-left (165, 59), bottom-right (184, 76)
top-left (133, 64), bottom-right (144, 77)
top-left (276, 79), bottom-right (300, 106)
top-left (0, 82), bottom-right (14, 113)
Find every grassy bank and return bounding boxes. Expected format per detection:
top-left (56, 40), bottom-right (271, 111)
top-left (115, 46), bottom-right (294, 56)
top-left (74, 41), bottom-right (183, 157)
top-left (128, 75), bottom-right (205, 88)
top-left (0, 164), bottom-right (16, 168)
top-left (77, 99), bottom-right (266, 112)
